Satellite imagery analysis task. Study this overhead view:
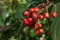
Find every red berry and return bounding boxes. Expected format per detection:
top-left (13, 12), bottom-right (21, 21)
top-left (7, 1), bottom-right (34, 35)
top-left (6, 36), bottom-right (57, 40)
top-left (32, 13), bottom-right (38, 19)
top-left (38, 24), bottom-right (42, 28)
top-left (30, 8), bottom-right (35, 12)
top-left (27, 18), bottom-right (32, 22)
top-left (23, 19), bottom-right (29, 25)
top-left (36, 30), bottom-right (40, 35)
top-left (34, 24), bottom-right (38, 29)
top-left (23, 18), bottom-right (27, 22)
top-left (35, 7), bottom-right (40, 12)
top-left (24, 11), bottom-right (29, 16)
top-left (24, 21), bottom-right (29, 26)
top-left (44, 12), bottom-right (50, 18)
top-left (39, 29), bottom-right (43, 34)
top-left (52, 11), bottom-right (57, 18)
top-left (39, 14), bottom-right (44, 20)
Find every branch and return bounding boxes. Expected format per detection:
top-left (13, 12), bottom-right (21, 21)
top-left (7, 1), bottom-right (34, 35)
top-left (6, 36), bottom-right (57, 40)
top-left (52, 4), bottom-right (56, 12)
top-left (15, 20), bottom-right (23, 38)
top-left (36, 2), bottom-right (52, 14)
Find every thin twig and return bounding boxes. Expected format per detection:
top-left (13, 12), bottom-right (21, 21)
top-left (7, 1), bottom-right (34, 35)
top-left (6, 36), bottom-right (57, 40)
top-left (15, 20), bottom-right (23, 37)
top-left (46, 6), bottom-right (48, 12)
top-left (36, 2), bottom-right (51, 8)
top-left (37, 2), bottom-right (52, 14)
top-left (52, 4), bottom-right (56, 12)
top-left (36, 3), bottom-right (44, 8)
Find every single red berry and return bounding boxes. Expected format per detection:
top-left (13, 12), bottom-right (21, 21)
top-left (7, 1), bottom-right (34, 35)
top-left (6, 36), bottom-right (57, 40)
top-left (27, 18), bottom-right (33, 22)
top-left (30, 8), bottom-right (35, 12)
top-left (44, 12), bottom-right (50, 18)
top-left (23, 19), bottom-right (29, 26)
top-left (23, 18), bottom-right (27, 22)
top-left (24, 21), bottom-right (29, 26)
top-left (38, 24), bottom-right (42, 28)
top-left (39, 29), bottom-right (43, 34)
top-left (32, 13), bottom-right (38, 19)
top-left (24, 11), bottom-right (29, 16)
top-left (52, 11), bottom-right (57, 18)
top-left (39, 14), bottom-right (44, 20)
top-left (36, 30), bottom-right (40, 35)
top-left (35, 7), bottom-right (40, 12)
top-left (34, 24), bottom-right (38, 29)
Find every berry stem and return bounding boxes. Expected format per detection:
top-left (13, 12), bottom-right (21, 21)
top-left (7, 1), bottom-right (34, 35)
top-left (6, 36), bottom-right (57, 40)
top-left (36, 2), bottom-right (52, 15)
top-left (37, 19), bottom-right (41, 24)
top-left (36, 2), bottom-right (51, 8)
top-left (46, 6), bottom-right (48, 12)
top-left (52, 4), bottom-right (57, 12)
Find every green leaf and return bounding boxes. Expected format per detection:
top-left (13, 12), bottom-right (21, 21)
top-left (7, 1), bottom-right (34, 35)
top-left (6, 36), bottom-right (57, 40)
top-left (0, 16), bottom-right (4, 26)
top-left (0, 32), bottom-right (3, 39)
top-left (9, 36), bottom-right (17, 40)
top-left (23, 26), bottom-right (29, 32)
top-left (15, 9), bottom-right (25, 19)
top-left (2, 8), bottom-right (12, 20)
top-left (15, 4), bottom-right (28, 19)
top-left (20, 0), bottom-right (27, 4)
top-left (18, 34), bottom-right (23, 40)
top-left (4, 0), bottom-right (12, 3)
top-left (25, 37), bottom-right (29, 40)
top-left (41, 18), bottom-right (48, 24)
top-left (30, 29), bottom-right (36, 38)
top-left (51, 3), bottom-right (60, 40)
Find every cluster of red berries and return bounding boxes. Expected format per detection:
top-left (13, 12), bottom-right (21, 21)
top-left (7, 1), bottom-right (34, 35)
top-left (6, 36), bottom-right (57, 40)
top-left (23, 7), bottom-right (40, 26)
top-left (23, 7), bottom-right (57, 35)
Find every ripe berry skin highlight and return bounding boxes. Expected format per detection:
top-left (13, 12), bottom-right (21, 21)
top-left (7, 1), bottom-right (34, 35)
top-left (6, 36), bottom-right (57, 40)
top-left (24, 21), bottom-right (29, 26)
top-left (39, 29), bottom-right (43, 34)
top-left (52, 11), bottom-right (57, 18)
top-left (23, 19), bottom-right (29, 26)
top-left (24, 11), bottom-right (29, 16)
top-left (34, 24), bottom-right (38, 29)
top-left (36, 30), bottom-right (40, 35)
top-left (23, 18), bottom-right (27, 22)
top-left (38, 24), bottom-right (42, 28)
top-left (39, 14), bottom-right (44, 20)
top-left (32, 13), bottom-right (38, 19)
top-left (35, 8), bottom-right (40, 12)
top-left (27, 18), bottom-right (32, 22)
top-left (44, 12), bottom-right (50, 18)
top-left (30, 8), bottom-right (35, 13)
